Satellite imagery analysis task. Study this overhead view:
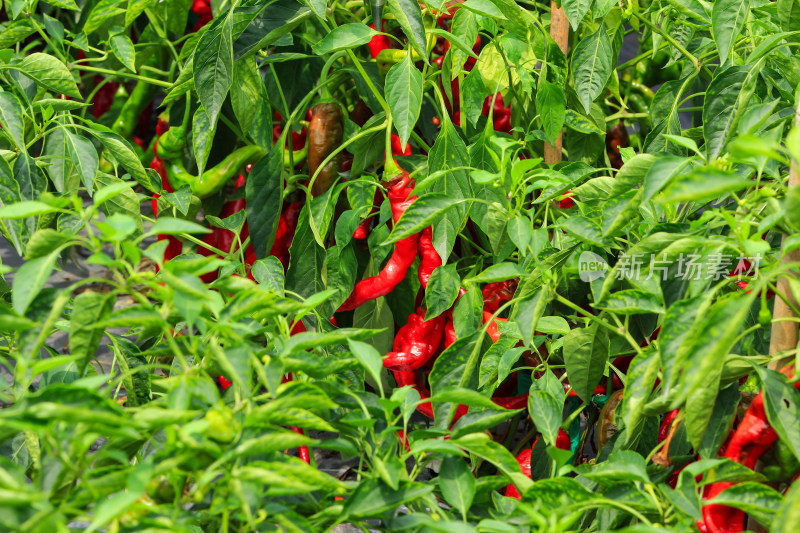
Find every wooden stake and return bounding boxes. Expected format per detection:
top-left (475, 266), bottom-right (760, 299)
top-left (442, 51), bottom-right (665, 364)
top-left (544, 3), bottom-right (569, 165)
top-left (767, 99), bottom-right (800, 367)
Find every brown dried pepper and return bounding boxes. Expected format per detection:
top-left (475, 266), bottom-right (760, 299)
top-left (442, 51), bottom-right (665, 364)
top-left (308, 103), bottom-right (344, 197)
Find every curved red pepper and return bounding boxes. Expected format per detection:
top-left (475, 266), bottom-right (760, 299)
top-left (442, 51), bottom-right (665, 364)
top-left (383, 308), bottom-right (445, 371)
top-left (700, 375), bottom-right (800, 532)
top-left (338, 173), bottom-right (420, 311)
top-left (417, 227), bottom-right (441, 288)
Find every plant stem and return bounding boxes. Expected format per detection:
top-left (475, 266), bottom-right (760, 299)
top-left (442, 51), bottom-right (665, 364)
top-left (71, 64), bottom-right (172, 88)
top-left (632, 12), bottom-right (700, 71)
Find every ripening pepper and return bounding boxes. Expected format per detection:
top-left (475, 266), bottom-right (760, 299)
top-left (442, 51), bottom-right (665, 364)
top-left (308, 102), bottom-right (344, 196)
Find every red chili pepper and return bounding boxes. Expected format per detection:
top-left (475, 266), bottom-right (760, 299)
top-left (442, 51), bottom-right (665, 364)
top-left (483, 311), bottom-right (506, 343)
top-left (352, 187), bottom-right (382, 240)
top-left (352, 138), bottom-right (411, 240)
top-left (383, 308), bottom-right (445, 371)
top-left (338, 172), bottom-right (420, 311)
top-left (91, 76), bottom-right (119, 118)
top-left (444, 309), bottom-right (456, 348)
top-left (390, 133), bottom-right (412, 157)
top-left (368, 23), bottom-right (391, 59)
top-left (417, 227), bottom-right (441, 288)
top-left (191, 0), bottom-right (212, 31)
top-left (729, 258), bottom-right (774, 298)
top-left (150, 137), bottom-right (183, 263)
top-left (290, 425), bottom-right (311, 464)
top-left (505, 429), bottom-right (571, 499)
top-left (482, 280), bottom-right (518, 314)
top-left (559, 192), bottom-right (575, 209)
top-left (658, 410), bottom-right (679, 443)
top-left (481, 92), bottom-right (511, 133)
top-left (700, 372), bottom-right (800, 532)
top-left (269, 200), bottom-right (303, 269)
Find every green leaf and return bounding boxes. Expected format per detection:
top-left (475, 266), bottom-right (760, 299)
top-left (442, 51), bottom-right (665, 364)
top-left (512, 286), bottom-right (549, 349)
top-left (148, 217), bottom-right (211, 236)
top-left (428, 118), bottom-right (472, 259)
top-left (712, 0), bottom-right (750, 64)
top-left (65, 130), bottom-right (99, 194)
top-left (385, 193), bottom-right (465, 244)
top-left (571, 27), bottom-right (613, 114)
top-left (642, 156), bottom-right (697, 203)
top-left (232, 0), bottom-right (313, 61)
top-left (702, 65), bottom-right (759, 160)
top-left (110, 32), bottom-right (136, 72)
top-left (12, 250), bottom-right (60, 315)
top-left (661, 168), bottom-right (751, 203)
top-left (192, 106), bottom-right (215, 175)
top-left (86, 125), bottom-right (150, 191)
top-left (430, 331), bottom-right (483, 427)
top-left (48, 0), bottom-right (79, 9)
top-left (563, 324), bottom-right (609, 402)
top-left (231, 56), bottom-right (263, 133)
top-left (579, 450), bottom-right (650, 484)
top-left (536, 80), bottom-right (566, 145)
top-left (563, 0), bottom-right (592, 30)
top-left (561, 215), bottom-right (605, 246)
top-left (94, 174), bottom-right (143, 238)
top-left (683, 294), bottom-right (755, 448)
top-left (18, 52), bottom-right (81, 99)
top-left (620, 351), bottom-right (659, 442)
top-left (778, 0), bottom-right (800, 31)
top-left (312, 23), bottom-right (377, 55)
top-left (465, 262), bottom-right (525, 284)
top-left (564, 109), bottom-right (605, 135)
top-left (426, 264), bottom-right (460, 319)
top-left (160, 184), bottom-right (192, 216)
top-left (347, 339), bottom-right (385, 397)
top-left (26, 228), bottom-right (73, 260)
top-left (125, 0), bottom-right (156, 27)
top-left (40, 128), bottom-right (68, 195)
top-left (70, 291), bottom-right (115, 375)
top-left (596, 289), bottom-right (664, 315)
top-left (0, 92), bottom-right (25, 150)
top-left (251, 256), bottom-right (285, 294)
top-left (386, 51), bottom-right (423, 152)
top-left (0, 201), bottom-right (59, 219)
top-left (386, 0), bottom-right (428, 62)
top-left (246, 148), bottom-right (283, 259)
top-left (439, 455), bottom-right (476, 520)
top-left (537, 316), bottom-right (570, 335)
top-left (286, 204), bottom-right (326, 300)
top-left (773, 480), bottom-right (800, 533)
top-left (193, 13), bottom-right (234, 126)
top-left (343, 479), bottom-right (434, 519)
top-left (83, 0), bottom-right (125, 35)
top-left (527, 389), bottom-right (562, 445)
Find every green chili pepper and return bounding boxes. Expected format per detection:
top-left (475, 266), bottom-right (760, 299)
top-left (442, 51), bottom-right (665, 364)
top-left (111, 50), bottom-right (165, 138)
top-left (166, 145), bottom-right (266, 198)
top-left (377, 49), bottom-right (414, 77)
top-left (156, 126), bottom-right (187, 160)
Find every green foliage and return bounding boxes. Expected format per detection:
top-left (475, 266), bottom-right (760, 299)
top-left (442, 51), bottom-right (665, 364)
top-left (0, 0), bottom-right (799, 531)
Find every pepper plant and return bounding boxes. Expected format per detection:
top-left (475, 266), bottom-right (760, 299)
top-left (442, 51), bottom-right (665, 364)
top-left (2, 0), bottom-right (800, 531)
